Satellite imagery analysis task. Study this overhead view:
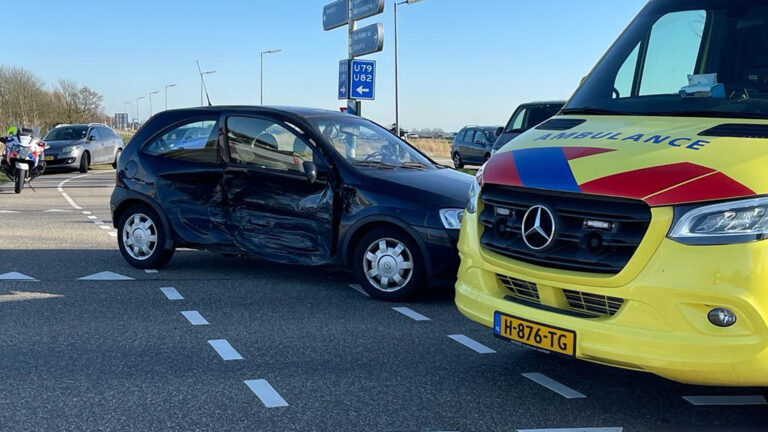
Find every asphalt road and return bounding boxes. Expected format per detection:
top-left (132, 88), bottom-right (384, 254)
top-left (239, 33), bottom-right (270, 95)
top-left (0, 170), bottom-right (766, 432)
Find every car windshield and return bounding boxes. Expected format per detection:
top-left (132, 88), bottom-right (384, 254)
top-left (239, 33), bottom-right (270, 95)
top-left (44, 126), bottom-right (88, 141)
top-left (565, 0), bottom-right (768, 119)
top-left (310, 115), bottom-right (434, 169)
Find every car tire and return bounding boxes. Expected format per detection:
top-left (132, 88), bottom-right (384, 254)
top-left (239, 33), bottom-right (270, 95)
top-left (484, 153), bottom-right (491, 163)
top-left (112, 149), bottom-right (122, 169)
top-left (453, 152), bottom-right (464, 169)
top-left (117, 203), bottom-right (175, 269)
top-left (353, 226), bottom-right (426, 302)
top-left (79, 152), bottom-right (89, 173)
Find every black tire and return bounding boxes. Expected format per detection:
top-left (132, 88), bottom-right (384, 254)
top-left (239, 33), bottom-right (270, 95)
top-left (14, 170), bottom-right (24, 194)
top-left (484, 153), bottom-right (491, 163)
top-left (117, 203), bottom-right (175, 269)
top-left (112, 149), bottom-right (122, 169)
top-left (79, 152), bottom-right (89, 173)
top-left (352, 226), bottom-right (426, 302)
top-left (453, 152), bottom-right (464, 169)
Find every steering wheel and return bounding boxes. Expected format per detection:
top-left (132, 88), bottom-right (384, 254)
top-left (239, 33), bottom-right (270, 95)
top-left (364, 151), bottom-right (384, 162)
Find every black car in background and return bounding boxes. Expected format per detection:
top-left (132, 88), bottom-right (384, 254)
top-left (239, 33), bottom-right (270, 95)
top-left (111, 106), bottom-right (473, 301)
top-left (450, 126), bottom-right (500, 168)
top-left (491, 100), bottom-right (564, 155)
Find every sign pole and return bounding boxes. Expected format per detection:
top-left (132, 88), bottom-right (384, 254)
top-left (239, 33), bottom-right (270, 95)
top-left (348, 0), bottom-right (361, 116)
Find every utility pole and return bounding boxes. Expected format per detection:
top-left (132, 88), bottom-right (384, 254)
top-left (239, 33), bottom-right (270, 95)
top-left (164, 84), bottom-right (177, 110)
top-left (149, 91), bottom-right (159, 117)
top-left (260, 50), bottom-right (282, 105)
top-left (394, 0), bottom-right (425, 137)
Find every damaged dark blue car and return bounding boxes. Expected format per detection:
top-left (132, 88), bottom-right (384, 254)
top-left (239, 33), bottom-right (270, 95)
top-left (110, 106), bottom-right (473, 300)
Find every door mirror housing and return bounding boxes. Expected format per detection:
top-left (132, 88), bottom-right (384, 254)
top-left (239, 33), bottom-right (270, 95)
top-left (495, 127), bottom-right (503, 137)
top-left (303, 161), bottom-right (318, 184)
top-left (88, 135), bottom-right (96, 142)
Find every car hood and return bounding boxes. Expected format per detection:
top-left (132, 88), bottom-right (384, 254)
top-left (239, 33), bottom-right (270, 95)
top-left (45, 139), bottom-right (85, 148)
top-left (484, 115), bottom-right (767, 206)
top-left (363, 166), bottom-right (474, 208)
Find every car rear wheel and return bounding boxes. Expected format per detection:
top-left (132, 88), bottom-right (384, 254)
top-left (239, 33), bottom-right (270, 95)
top-left (117, 204), bottom-right (175, 269)
top-left (453, 152), bottom-right (464, 169)
top-left (353, 227), bottom-right (425, 301)
top-left (79, 152), bottom-right (89, 173)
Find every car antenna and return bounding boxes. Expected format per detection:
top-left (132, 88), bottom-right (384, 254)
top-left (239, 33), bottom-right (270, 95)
top-left (196, 60), bottom-right (214, 107)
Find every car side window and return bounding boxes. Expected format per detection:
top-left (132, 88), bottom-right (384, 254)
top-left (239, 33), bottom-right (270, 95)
top-left (144, 119), bottom-right (220, 164)
top-left (99, 127), bottom-right (113, 139)
top-left (464, 129), bottom-right (475, 144)
top-left (507, 109), bottom-right (527, 132)
top-left (88, 128), bottom-right (101, 141)
top-left (227, 116), bottom-right (313, 174)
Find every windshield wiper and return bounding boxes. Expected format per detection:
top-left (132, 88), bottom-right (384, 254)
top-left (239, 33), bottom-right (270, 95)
top-left (398, 162), bottom-right (430, 170)
top-left (560, 107), bottom-right (633, 116)
top-left (353, 161), bottom-right (396, 170)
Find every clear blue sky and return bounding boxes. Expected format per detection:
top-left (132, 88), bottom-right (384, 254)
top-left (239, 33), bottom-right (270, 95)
top-left (4, 0), bottom-right (646, 131)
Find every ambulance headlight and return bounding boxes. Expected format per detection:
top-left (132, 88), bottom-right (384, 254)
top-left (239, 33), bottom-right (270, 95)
top-left (669, 197), bottom-right (768, 245)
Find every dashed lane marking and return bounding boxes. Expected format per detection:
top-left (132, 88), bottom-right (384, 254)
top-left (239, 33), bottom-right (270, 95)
top-left (87, 216), bottom-right (98, 220)
top-left (43, 209), bottom-right (70, 213)
top-left (160, 287), bottom-right (183, 300)
top-left (78, 271), bottom-right (134, 281)
top-left (82, 211), bottom-right (92, 215)
top-left (145, 269), bottom-right (158, 274)
top-left (108, 232), bottom-right (117, 238)
top-left (517, 428), bottom-right (623, 432)
top-left (208, 339), bottom-right (244, 361)
top-left (0, 272), bottom-right (37, 281)
top-left (348, 284), bottom-right (370, 297)
top-left (683, 395), bottom-right (767, 406)
top-left (181, 311), bottom-right (209, 325)
top-left (522, 373), bottom-right (586, 399)
top-left (244, 380), bottom-right (289, 408)
top-left (99, 225), bottom-right (111, 230)
top-left (448, 334), bottom-right (496, 354)
top-left (392, 307), bottom-right (431, 321)
top-left (0, 210), bottom-right (19, 213)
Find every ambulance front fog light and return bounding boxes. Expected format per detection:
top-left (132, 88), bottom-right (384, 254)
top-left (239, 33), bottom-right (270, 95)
top-left (707, 308), bottom-right (737, 327)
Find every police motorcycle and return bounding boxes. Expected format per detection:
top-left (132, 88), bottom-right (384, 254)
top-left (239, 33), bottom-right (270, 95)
top-left (1, 126), bottom-right (46, 194)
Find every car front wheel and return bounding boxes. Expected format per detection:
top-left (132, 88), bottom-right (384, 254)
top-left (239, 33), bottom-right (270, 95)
top-left (117, 204), bottom-right (175, 269)
top-left (453, 152), bottom-right (464, 169)
top-left (353, 227), bottom-right (425, 301)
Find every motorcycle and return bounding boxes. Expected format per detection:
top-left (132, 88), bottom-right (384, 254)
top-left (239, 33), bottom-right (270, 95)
top-left (1, 126), bottom-right (46, 194)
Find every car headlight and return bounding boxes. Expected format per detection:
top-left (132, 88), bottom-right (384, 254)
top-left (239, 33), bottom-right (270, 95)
top-left (466, 163), bottom-right (485, 214)
top-left (440, 208), bottom-right (464, 230)
top-left (60, 145), bottom-right (79, 154)
top-left (669, 197), bottom-right (768, 245)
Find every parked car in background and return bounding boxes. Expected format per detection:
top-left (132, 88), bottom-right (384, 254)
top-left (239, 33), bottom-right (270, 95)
top-left (42, 123), bottom-right (123, 172)
top-left (451, 126), bottom-right (501, 168)
top-left (491, 101), bottom-right (565, 155)
top-left (111, 106), bottom-right (473, 301)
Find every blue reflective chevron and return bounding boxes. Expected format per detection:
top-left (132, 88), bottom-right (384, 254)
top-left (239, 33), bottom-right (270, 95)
top-left (512, 147), bottom-right (581, 193)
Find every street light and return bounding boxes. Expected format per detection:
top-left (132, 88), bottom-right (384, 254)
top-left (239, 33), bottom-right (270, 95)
top-left (394, 0), bottom-right (424, 138)
top-left (135, 96), bottom-right (145, 127)
top-left (164, 84), bottom-right (177, 110)
top-left (197, 61), bottom-right (216, 106)
top-left (260, 49), bottom-right (282, 105)
top-left (148, 91), bottom-right (160, 117)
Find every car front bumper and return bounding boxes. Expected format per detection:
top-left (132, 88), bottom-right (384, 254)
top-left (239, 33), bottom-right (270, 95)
top-left (455, 208), bottom-right (768, 386)
top-left (44, 151), bottom-right (81, 168)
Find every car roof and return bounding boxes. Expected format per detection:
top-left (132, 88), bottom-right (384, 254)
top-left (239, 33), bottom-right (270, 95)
top-left (519, 100), bottom-right (566, 107)
top-left (162, 105), bottom-right (347, 118)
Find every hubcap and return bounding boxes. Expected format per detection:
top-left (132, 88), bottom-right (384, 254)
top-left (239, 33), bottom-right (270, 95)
top-left (363, 237), bottom-right (413, 292)
top-left (454, 154), bottom-right (460, 166)
top-left (122, 213), bottom-right (158, 261)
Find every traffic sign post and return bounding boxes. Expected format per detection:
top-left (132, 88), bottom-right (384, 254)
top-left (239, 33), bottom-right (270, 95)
top-left (323, 0), bottom-right (385, 116)
top-left (350, 60), bottom-right (376, 100)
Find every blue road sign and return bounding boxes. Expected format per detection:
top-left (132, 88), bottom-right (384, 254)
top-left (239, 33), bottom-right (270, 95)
top-left (338, 60), bottom-right (349, 100)
top-left (351, 0), bottom-right (385, 21)
top-left (323, 0), bottom-right (348, 31)
top-left (350, 59), bottom-right (375, 100)
top-left (351, 23), bottom-right (384, 57)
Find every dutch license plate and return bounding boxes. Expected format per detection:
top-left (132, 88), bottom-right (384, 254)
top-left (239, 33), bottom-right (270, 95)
top-left (494, 312), bottom-right (576, 357)
top-left (44, 155), bottom-right (54, 161)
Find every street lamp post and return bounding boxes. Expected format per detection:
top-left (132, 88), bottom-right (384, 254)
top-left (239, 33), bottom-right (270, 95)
top-left (394, 0), bottom-right (424, 138)
top-left (148, 91), bottom-right (160, 117)
top-left (164, 84), bottom-right (177, 110)
top-left (260, 49), bottom-right (282, 105)
top-left (135, 96), bottom-right (145, 128)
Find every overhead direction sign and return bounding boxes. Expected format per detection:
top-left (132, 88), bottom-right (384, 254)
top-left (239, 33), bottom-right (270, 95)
top-left (338, 60), bottom-right (349, 100)
top-left (350, 59), bottom-right (376, 100)
top-left (351, 23), bottom-right (384, 57)
top-left (323, 0), bottom-right (348, 31)
top-left (351, 0), bottom-right (385, 21)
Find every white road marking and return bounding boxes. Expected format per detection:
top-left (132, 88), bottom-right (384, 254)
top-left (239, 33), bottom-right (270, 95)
top-left (56, 170), bottom-right (115, 210)
top-left (0, 210), bottom-right (19, 213)
top-left (60, 192), bottom-right (82, 210)
top-left (522, 373), bottom-right (586, 399)
top-left (0, 291), bottom-right (63, 303)
top-left (208, 339), bottom-right (244, 361)
top-left (244, 379), bottom-right (289, 408)
top-left (82, 211), bottom-right (92, 215)
top-left (392, 307), bottom-right (431, 321)
top-left (78, 271), bottom-right (134, 281)
top-left (99, 225), bottom-right (111, 230)
top-left (0, 272), bottom-right (37, 281)
top-left (448, 334), bottom-right (496, 354)
top-left (160, 287), bottom-right (183, 300)
top-left (348, 283), bottom-right (370, 297)
top-left (683, 395), bottom-right (767, 406)
top-left (181, 311), bottom-right (209, 325)
top-left (108, 232), bottom-right (117, 237)
top-left (517, 428), bottom-right (623, 432)
top-left (145, 269), bottom-right (158, 274)
top-left (44, 209), bottom-right (69, 213)
top-left (87, 215), bottom-right (98, 220)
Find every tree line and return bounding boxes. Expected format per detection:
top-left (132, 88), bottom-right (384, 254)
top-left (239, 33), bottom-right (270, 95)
top-left (0, 65), bottom-right (105, 135)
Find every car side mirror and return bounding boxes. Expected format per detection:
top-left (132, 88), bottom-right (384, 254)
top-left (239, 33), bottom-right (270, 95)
top-left (88, 135), bottom-right (96, 142)
top-left (303, 161), bottom-right (318, 184)
top-left (495, 127), bottom-right (503, 137)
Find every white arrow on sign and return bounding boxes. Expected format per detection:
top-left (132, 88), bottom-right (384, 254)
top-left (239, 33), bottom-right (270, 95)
top-left (356, 85), bottom-right (370, 94)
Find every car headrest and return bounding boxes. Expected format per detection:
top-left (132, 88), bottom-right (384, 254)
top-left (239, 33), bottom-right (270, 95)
top-left (256, 133), bottom-right (278, 149)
